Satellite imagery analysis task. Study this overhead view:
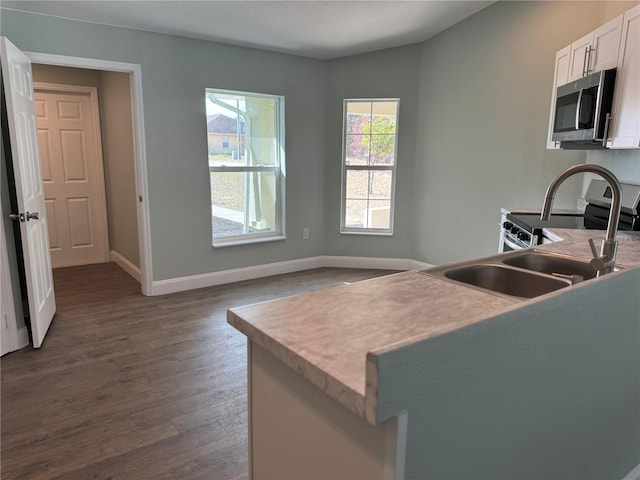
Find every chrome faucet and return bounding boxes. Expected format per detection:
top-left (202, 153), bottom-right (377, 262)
top-left (541, 164), bottom-right (622, 276)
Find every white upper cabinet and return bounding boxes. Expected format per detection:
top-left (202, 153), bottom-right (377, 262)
top-left (591, 14), bottom-right (624, 73)
top-left (607, 4), bottom-right (640, 149)
top-left (546, 45), bottom-right (571, 150)
top-left (567, 32), bottom-right (595, 82)
top-left (567, 15), bottom-right (622, 82)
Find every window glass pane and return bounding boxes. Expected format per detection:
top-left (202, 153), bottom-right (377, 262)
top-left (211, 172), bottom-right (245, 238)
top-left (206, 91), bottom-right (278, 168)
top-left (211, 170), bottom-right (277, 239)
top-left (372, 102), bottom-right (398, 134)
top-left (345, 134), bottom-right (370, 166)
top-left (346, 102), bottom-right (372, 134)
top-left (345, 170), bottom-right (370, 200)
top-left (367, 200), bottom-right (391, 229)
top-left (369, 170), bottom-right (393, 200)
top-left (370, 135), bottom-right (396, 165)
top-left (345, 199), bottom-right (368, 229)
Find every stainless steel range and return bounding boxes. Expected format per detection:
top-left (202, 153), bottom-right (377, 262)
top-left (499, 179), bottom-right (640, 252)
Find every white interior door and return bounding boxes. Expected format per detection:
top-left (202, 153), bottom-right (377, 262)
top-left (1, 36), bottom-right (56, 348)
top-left (35, 85), bottom-right (109, 268)
top-left (1, 217), bottom-right (19, 356)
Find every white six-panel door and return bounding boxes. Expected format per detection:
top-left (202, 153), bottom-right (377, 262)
top-left (34, 84), bottom-right (109, 268)
top-left (1, 36), bottom-right (56, 348)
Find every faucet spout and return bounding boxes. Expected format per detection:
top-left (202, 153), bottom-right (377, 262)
top-left (540, 164), bottom-right (622, 275)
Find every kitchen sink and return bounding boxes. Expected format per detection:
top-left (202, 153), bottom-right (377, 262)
top-left (441, 264), bottom-right (571, 299)
top-left (502, 251), bottom-right (597, 281)
top-left (418, 249), bottom-right (615, 301)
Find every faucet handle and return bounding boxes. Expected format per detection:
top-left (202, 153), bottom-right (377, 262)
top-left (588, 238), bottom-right (599, 258)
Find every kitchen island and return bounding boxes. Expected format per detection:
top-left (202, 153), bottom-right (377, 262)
top-left (228, 230), bottom-right (640, 479)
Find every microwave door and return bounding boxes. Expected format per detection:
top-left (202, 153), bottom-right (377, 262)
top-left (578, 86), bottom-right (598, 130)
top-left (554, 91), bottom-right (580, 135)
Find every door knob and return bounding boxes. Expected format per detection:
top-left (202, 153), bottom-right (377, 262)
top-left (26, 212), bottom-right (39, 221)
top-left (9, 213), bottom-right (22, 221)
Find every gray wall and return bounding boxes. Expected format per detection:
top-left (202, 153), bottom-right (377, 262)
top-left (2, 2), bottom-right (639, 283)
top-left (1, 9), bottom-right (327, 281)
top-left (100, 71), bottom-right (139, 268)
top-left (324, 45), bottom-right (421, 259)
top-left (411, 1), bottom-right (635, 265)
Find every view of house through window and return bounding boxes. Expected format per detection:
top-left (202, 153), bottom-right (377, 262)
top-left (341, 99), bottom-right (399, 234)
top-left (206, 89), bottom-right (285, 245)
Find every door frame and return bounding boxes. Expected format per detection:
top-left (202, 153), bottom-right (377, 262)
top-left (25, 52), bottom-right (153, 296)
top-left (34, 82), bottom-right (111, 267)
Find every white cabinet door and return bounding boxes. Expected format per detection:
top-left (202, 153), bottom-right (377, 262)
top-left (567, 32), bottom-right (593, 82)
top-left (546, 45), bottom-right (571, 149)
top-left (607, 4), bottom-right (640, 149)
top-left (590, 14), bottom-right (623, 73)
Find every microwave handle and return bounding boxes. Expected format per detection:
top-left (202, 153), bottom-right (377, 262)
top-left (602, 113), bottom-right (611, 146)
top-left (575, 88), bottom-right (584, 130)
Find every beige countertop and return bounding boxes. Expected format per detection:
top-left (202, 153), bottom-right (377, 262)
top-left (228, 230), bottom-right (640, 424)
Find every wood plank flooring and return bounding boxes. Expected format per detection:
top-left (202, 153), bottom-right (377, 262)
top-left (1, 263), bottom-right (395, 480)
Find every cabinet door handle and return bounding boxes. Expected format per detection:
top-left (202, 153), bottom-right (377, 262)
top-left (582, 46), bottom-right (589, 77)
top-left (586, 46), bottom-right (595, 75)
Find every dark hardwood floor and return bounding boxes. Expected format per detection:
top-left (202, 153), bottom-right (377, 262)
top-left (1, 263), bottom-right (395, 479)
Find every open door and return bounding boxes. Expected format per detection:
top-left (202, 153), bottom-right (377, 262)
top-left (1, 36), bottom-right (55, 348)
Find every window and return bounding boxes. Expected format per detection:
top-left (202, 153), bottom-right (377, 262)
top-left (206, 89), bottom-right (285, 246)
top-left (341, 99), bottom-right (399, 234)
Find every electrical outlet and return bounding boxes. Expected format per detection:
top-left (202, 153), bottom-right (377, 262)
top-left (302, 228), bottom-right (310, 240)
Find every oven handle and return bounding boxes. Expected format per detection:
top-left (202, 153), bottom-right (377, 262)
top-left (503, 235), bottom-right (525, 251)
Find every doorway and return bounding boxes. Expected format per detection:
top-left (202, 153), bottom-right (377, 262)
top-left (25, 52), bottom-right (153, 297)
top-left (1, 48), bottom-right (153, 353)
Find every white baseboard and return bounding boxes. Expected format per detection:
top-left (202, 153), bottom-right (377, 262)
top-left (110, 250), bottom-right (141, 283)
top-left (623, 463), bottom-right (640, 480)
top-left (151, 255), bottom-right (433, 296)
top-left (152, 256), bottom-right (325, 296)
top-left (17, 326), bottom-right (29, 350)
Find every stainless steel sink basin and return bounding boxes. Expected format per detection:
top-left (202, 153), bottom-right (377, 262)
top-left (502, 251), bottom-right (597, 281)
top-left (441, 264), bottom-right (571, 299)
top-left (418, 249), bottom-right (614, 300)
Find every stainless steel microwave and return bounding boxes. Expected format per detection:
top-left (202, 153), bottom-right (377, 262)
top-left (552, 68), bottom-right (616, 146)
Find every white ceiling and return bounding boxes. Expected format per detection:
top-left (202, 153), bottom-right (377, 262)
top-left (1, 1), bottom-right (494, 60)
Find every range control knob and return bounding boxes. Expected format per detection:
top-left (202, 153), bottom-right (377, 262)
top-left (517, 231), bottom-right (530, 242)
top-left (502, 221), bottom-right (513, 230)
top-left (511, 226), bottom-right (520, 235)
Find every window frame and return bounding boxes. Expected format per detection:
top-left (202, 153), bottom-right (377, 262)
top-left (340, 98), bottom-right (400, 236)
top-left (206, 88), bottom-right (286, 247)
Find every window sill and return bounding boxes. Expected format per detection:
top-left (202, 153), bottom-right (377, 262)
top-left (213, 235), bottom-right (287, 248)
top-left (340, 230), bottom-right (394, 236)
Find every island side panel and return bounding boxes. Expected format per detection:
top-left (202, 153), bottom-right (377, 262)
top-left (249, 341), bottom-right (401, 480)
top-left (373, 267), bottom-right (640, 479)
